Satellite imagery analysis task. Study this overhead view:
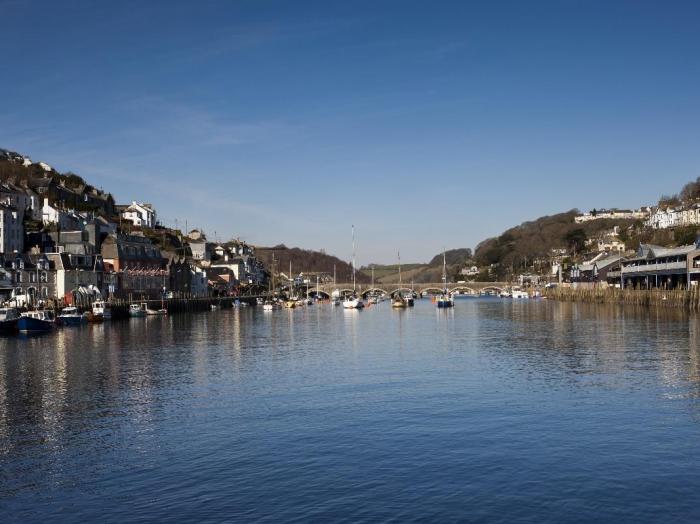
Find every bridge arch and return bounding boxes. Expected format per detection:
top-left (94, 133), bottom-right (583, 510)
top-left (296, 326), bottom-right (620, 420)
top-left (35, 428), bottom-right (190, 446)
top-left (361, 287), bottom-right (388, 298)
top-left (388, 287), bottom-right (415, 298)
top-left (451, 286), bottom-right (477, 295)
top-left (479, 285), bottom-right (504, 294)
top-left (419, 287), bottom-right (445, 295)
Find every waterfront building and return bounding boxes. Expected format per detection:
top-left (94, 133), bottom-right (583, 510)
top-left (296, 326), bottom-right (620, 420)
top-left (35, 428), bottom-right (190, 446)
top-left (4, 253), bottom-right (57, 306)
top-left (0, 204), bottom-right (23, 254)
top-left (570, 254), bottom-right (624, 285)
top-left (169, 258), bottom-right (209, 297)
top-left (101, 232), bottom-right (167, 297)
top-left (45, 252), bottom-right (104, 305)
top-left (610, 240), bottom-right (700, 289)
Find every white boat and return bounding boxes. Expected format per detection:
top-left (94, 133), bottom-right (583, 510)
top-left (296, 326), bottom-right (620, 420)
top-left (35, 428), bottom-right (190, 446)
top-left (343, 226), bottom-right (365, 309)
top-left (331, 297), bottom-right (341, 306)
top-left (130, 303), bottom-right (147, 317)
top-left (511, 289), bottom-right (529, 299)
top-left (91, 299), bottom-right (112, 321)
top-left (263, 300), bottom-right (281, 311)
top-left (343, 296), bottom-right (365, 309)
top-left (436, 251), bottom-right (454, 308)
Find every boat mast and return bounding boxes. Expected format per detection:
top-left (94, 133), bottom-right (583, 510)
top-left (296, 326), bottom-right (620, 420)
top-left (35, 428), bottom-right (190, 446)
top-left (289, 260), bottom-right (293, 299)
top-left (352, 225), bottom-right (356, 293)
top-left (398, 251), bottom-right (402, 289)
top-left (443, 250), bottom-right (447, 293)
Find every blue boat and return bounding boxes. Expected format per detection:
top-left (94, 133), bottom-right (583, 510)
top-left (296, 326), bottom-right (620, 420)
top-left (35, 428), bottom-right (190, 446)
top-left (18, 310), bottom-right (56, 333)
top-left (58, 307), bottom-right (87, 326)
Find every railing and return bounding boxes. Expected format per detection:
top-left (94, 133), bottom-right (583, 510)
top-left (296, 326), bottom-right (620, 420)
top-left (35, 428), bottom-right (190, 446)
top-left (622, 261), bottom-right (686, 274)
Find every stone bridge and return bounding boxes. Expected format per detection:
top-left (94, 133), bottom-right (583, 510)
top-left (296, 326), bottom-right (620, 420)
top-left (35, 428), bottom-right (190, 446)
top-left (293, 282), bottom-right (508, 298)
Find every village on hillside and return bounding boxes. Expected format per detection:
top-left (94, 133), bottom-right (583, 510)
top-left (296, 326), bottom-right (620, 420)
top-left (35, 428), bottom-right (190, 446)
top-left (0, 149), bottom-right (270, 308)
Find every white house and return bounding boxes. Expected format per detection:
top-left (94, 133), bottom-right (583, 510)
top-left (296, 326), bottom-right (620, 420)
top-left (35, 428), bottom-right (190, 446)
top-left (575, 208), bottom-right (650, 223)
top-left (0, 204), bottom-right (23, 254)
top-left (121, 201), bottom-right (157, 228)
top-left (646, 208), bottom-right (680, 229)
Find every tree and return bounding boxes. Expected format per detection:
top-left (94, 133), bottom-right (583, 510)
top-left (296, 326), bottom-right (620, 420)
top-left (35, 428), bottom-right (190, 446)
top-left (563, 228), bottom-right (587, 254)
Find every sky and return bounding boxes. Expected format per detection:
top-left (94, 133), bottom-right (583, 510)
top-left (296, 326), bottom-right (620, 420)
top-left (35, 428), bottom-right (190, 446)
top-left (1, 0), bottom-right (699, 264)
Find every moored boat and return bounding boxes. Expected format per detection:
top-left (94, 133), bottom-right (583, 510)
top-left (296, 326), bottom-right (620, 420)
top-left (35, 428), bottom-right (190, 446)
top-left (129, 303), bottom-right (147, 317)
top-left (343, 295), bottom-right (365, 309)
top-left (18, 310), bottom-right (55, 333)
top-left (58, 306), bottom-right (88, 325)
top-left (90, 299), bottom-right (112, 322)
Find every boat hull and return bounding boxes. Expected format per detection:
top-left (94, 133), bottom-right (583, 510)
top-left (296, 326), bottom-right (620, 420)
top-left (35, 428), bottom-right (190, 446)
top-left (18, 317), bottom-right (54, 333)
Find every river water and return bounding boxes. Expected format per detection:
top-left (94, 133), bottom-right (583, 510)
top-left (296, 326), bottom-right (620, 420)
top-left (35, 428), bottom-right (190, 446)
top-left (2, 298), bottom-right (700, 522)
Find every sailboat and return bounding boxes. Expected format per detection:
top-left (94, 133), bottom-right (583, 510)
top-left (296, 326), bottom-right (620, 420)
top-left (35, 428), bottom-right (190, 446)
top-left (285, 261), bottom-right (296, 308)
top-left (264, 254), bottom-right (281, 310)
top-left (436, 251), bottom-right (455, 308)
top-left (392, 251), bottom-right (409, 308)
top-left (343, 225), bottom-right (365, 309)
top-left (368, 265), bottom-right (379, 304)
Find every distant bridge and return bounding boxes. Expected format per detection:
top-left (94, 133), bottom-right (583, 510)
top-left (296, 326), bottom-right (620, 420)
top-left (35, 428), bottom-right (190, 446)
top-left (291, 282), bottom-right (508, 298)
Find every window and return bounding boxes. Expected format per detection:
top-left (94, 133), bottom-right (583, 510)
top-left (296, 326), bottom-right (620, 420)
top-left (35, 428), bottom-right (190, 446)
top-left (30, 273), bottom-right (36, 283)
top-left (16, 273), bottom-right (22, 283)
top-left (42, 287), bottom-right (48, 298)
top-left (40, 272), bottom-right (47, 283)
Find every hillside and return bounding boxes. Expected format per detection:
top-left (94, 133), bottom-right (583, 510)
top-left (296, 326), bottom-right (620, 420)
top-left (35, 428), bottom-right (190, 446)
top-left (473, 210), bottom-right (637, 278)
top-left (255, 245), bottom-right (370, 283)
top-left (360, 248), bottom-right (474, 284)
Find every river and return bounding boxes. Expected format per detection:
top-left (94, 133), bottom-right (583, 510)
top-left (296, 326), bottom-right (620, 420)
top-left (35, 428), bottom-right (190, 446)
top-left (2, 298), bottom-right (700, 522)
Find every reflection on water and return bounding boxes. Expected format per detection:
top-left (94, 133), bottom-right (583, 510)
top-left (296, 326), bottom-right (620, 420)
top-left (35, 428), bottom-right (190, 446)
top-left (2, 300), bottom-right (700, 521)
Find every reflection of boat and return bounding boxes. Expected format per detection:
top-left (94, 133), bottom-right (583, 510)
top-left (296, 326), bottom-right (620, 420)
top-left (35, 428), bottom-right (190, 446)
top-left (58, 306), bottom-right (87, 325)
top-left (90, 299), bottom-right (111, 321)
top-left (0, 307), bottom-right (20, 334)
top-left (18, 310), bottom-right (55, 333)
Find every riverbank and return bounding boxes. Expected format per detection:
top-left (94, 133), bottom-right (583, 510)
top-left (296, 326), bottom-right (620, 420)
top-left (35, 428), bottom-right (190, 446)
top-left (544, 286), bottom-right (700, 310)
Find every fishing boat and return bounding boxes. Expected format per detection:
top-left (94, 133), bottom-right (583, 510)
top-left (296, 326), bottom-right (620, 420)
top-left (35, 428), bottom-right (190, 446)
top-left (58, 306), bottom-right (87, 325)
top-left (436, 252), bottom-right (454, 308)
top-left (0, 307), bottom-right (20, 334)
top-left (90, 299), bottom-right (111, 322)
top-left (342, 225), bottom-right (365, 309)
top-left (18, 310), bottom-right (55, 333)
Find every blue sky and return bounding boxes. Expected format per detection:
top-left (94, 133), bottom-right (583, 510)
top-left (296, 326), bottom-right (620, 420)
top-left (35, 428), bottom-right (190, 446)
top-left (1, 0), bottom-right (698, 264)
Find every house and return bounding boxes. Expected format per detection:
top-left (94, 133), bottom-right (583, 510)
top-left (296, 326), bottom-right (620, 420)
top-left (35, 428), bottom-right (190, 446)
top-left (575, 208), bottom-right (649, 223)
top-left (4, 253), bottom-right (57, 307)
top-left (169, 259), bottom-right (208, 297)
top-left (45, 252), bottom-right (104, 305)
top-left (570, 254), bottom-right (624, 284)
top-left (460, 266), bottom-right (479, 277)
top-left (0, 204), bottom-right (23, 254)
top-left (101, 233), bottom-right (167, 298)
top-left (120, 201), bottom-right (157, 228)
top-left (41, 198), bottom-right (81, 229)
